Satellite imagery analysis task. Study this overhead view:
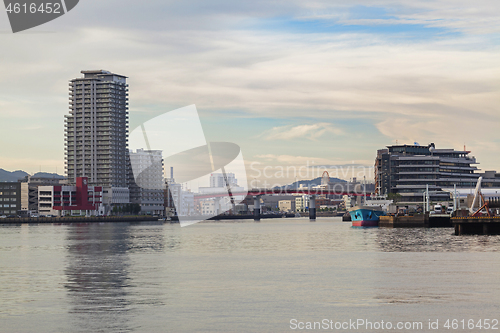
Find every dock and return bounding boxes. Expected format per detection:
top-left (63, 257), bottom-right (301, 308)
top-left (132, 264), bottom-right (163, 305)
top-left (379, 214), bottom-right (452, 228)
top-left (0, 215), bottom-right (161, 224)
top-left (452, 216), bottom-right (500, 235)
top-left (379, 214), bottom-right (428, 228)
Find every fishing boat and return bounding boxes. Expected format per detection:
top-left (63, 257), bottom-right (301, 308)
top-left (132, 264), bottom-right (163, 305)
top-left (348, 205), bottom-right (385, 227)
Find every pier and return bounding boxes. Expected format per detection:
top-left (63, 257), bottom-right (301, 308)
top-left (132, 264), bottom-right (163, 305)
top-left (0, 215), bottom-right (160, 224)
top-left (379, 214), bottom-right (428, 228)
top-left (452, 216), bottom-right (500, 235)
top-left (379, 214), bottom-right (452, 228)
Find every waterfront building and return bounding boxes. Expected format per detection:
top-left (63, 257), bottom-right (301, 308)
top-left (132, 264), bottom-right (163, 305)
top-left (295, 195), bottom-right (310, 212)
top-left (201, 199), bottom-right (217, 216)
top-left (278, 200), bottom-right (294, 212)
top-left (20, 175), bottom-right (67, 214)
top-left (65, 70), bottom-right (129, 188)
top-left (374, 143), bottom-right (492, 203)
top-left (38, 177), bottom-right (102, 216)
top-left (0, 182), bottom-right (21, 216)
top-left (129, 148), bottom-right (164, 215)
top-left (101, 187), bottom-right (130, 214)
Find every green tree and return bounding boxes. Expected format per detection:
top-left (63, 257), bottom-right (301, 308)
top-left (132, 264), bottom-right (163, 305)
top-left (387, 193), bottom-right (402, 203)
top-left (132, 203), bottom-right (141, 215)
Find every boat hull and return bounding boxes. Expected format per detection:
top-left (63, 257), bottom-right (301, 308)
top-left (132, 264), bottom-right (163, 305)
top-left (348, 206), bottom-right (385, 227)
top-left (351, 219), bottom-right (379, 227)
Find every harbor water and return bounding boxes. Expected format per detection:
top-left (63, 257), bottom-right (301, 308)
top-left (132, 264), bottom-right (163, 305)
top-left (1, 217), bottom-right (500, 332)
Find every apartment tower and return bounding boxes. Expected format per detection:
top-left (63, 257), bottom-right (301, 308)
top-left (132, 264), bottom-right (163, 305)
top-left (65, 70), bottom-right (129, 187)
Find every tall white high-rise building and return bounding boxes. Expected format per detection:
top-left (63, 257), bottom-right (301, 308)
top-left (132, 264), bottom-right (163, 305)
top-left (65, 70), bottom-right (129, 187)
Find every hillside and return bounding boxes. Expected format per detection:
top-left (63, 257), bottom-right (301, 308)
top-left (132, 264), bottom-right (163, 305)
top-left (0, 169), bottom-right (65, 182)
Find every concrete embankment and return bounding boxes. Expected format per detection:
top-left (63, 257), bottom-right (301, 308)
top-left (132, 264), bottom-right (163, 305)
top-left (0, 216), bottom-right (160, 224)
top-left (452, 216), bottom-right (500, 235)
top-left (379, 214), bottom-right (452, 228)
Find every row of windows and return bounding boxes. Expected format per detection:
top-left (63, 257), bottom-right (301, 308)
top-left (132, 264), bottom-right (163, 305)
top-left (0, 198), bottom-right (17, 201)
top-left (396, 160), bottom-right (437, 165)
top-left (398, 167), bottom-right (437, 172)
top-left (440, 169), bottom-right (474, 174)
top-left (0, 191), bottom-right (17, 195)
top-left (0, 185), bottom-right (18, 189)
top-left (0, 210), bottom-right (17, 214)
top-left (397, 175), bottom-right (438, 180)
top-left (2, 204), bottom-right (16, 208)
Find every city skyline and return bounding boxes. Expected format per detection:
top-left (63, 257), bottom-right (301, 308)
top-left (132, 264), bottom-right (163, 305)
top-left (1, 1), bottom-right (499, 185)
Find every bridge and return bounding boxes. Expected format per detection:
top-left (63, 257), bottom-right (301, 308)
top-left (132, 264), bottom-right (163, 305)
top-left (194, 188), bottom-right (370, 199)
top-left (194, 187), bottom-right (370, 221)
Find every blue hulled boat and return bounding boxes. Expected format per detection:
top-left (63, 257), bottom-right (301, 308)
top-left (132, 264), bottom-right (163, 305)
top-left (348, 206), bottom-right (386, 227)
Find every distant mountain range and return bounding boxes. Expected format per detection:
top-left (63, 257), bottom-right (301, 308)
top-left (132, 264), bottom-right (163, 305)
top-left (276, 176), bottom-right (346, 189)
top-left (0, 169), bottom-right (65, 182)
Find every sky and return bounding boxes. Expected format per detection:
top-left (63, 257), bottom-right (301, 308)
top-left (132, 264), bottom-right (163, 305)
top-left (0, 0), bottom-right (499, 186)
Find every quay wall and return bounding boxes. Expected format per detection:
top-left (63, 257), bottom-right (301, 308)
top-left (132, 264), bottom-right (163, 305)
top-left (0, 215), bottom-right (160, 224)
top-left (379, 214), bottom-right (429, 228)
top-left (452, 216), bottom-right (500, 235)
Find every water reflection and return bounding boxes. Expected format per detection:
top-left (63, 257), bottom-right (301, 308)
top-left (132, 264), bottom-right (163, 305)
top-left (64, 223), bottom-right (135, 333)
top-left (375, 228), bottom-right (500, 252)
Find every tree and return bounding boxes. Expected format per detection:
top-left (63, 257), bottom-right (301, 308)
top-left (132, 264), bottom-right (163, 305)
top-left (387, 193), bottom-right (402, 203)
top-left (132, 203), bottom-right (141, 215)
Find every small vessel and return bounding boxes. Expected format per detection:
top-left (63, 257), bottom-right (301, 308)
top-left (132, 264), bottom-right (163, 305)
top-left (348, 206), bottom-right (385, 227)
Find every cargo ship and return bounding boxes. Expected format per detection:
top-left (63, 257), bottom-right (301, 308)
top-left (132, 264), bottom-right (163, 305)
top-left (348, 206), bottom-right (386, 227)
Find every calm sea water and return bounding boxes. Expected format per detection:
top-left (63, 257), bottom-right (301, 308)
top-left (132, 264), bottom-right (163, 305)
top-left (1, 217), bottom-right (500, 332)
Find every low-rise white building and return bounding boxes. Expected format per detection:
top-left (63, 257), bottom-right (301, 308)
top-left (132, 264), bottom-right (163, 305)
top-left (295, 195), bottom-right (310, 212)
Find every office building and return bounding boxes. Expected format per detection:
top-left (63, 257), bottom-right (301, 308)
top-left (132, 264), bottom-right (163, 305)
top-left (65, 70), bottom-right (129, 188)
top-left (0, 182), bottom-right (21, 216)
top-left (375, 143), bottom-right (482, 202)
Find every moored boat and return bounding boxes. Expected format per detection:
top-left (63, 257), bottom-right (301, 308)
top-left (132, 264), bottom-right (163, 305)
top-left (348, 206), bottom-right (385, 227)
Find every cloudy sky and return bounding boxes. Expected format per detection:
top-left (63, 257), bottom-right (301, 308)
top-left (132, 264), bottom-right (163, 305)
top-left (0, 0), bottom-right (499, 185)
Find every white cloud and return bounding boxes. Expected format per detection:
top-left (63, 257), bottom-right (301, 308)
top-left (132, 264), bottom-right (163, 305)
top-left (1, 0), bottom-right (499, 172)
top-left (261, 123), bottom-right (343, 141)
